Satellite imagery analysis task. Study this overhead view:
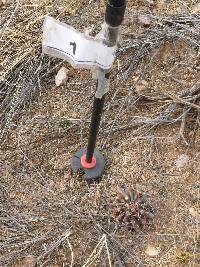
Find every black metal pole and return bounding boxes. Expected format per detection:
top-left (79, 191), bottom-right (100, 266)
top-left (71, 0), bottom-right (126, 180)
top-left (86, 87), bottom-right (105, 163)
top-left (85, 0), bottom-right (126, 164)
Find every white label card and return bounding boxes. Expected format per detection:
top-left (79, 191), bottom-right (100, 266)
top-left (42, 16), bottom-right (116, 70)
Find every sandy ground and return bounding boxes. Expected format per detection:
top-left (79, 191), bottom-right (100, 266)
top-left (0, 1), bottom-right (200, 266)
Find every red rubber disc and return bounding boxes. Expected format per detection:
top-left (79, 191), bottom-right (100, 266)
top-left (81, 154), bottom-right (97, 169)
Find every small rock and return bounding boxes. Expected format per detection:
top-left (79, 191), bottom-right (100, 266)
top-left (135, 80), bottom-right (149, 94)
top-left (189, 207), bottom-right (199, 220)
top-left (175, 154), bottom-right (189, 168)
top-left (189, 207), bottom-right (196, 217)
top-left (20, 255), bottom-right (37, 267)
top-left (145, 245), bottom-right (160, 257)
top-left (138, 15), bottom-right (152, 26)
top-left (192, 3), bottom-right (200, 13)
top-left (55, 66), bottom-right (68, 87)
top-left (145, 0), bottom-right (155, 5)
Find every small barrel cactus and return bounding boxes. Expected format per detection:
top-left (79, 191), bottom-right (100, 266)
top-left (111, 186), bottom-right (154, 231)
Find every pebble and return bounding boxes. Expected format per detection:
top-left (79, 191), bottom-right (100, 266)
top-left (55, 66), bottom-right (69, 87)
top-left (135, 80), bottom-right (149, 95)
top-left (145, 245), bottom-right (160, 257)
top-left (138, 14), bottom-right (152, 27)
top-left (189, 207), bottom-right (199, 220)
top-left (175, 154), bottom-right (189, 168)
top-left (145, 0), bottom-right (155, 5)
top-left (192, 3), bottom-right (200, 13)
top-left (19, 255), bottom-right (36, 267)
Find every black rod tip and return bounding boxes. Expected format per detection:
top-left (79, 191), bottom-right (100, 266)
top-left (109, 0), bottom-right (126, 7)
top-left (105, 0), bottom-right (126, 27)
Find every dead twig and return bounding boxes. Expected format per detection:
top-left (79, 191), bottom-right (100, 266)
top-left (37, 229), bottom-right (72, 262)
top-left (166, 92), bottom-right (200, 111)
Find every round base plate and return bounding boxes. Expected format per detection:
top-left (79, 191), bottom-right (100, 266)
top-left (71, 148), bottom-right (105, 182)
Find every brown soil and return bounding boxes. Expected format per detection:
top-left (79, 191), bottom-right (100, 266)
top-left (0, 1), bottom-right (199, 267)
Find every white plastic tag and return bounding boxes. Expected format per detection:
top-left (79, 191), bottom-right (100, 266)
top-left (42, 16), bottom-right (116, 70)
